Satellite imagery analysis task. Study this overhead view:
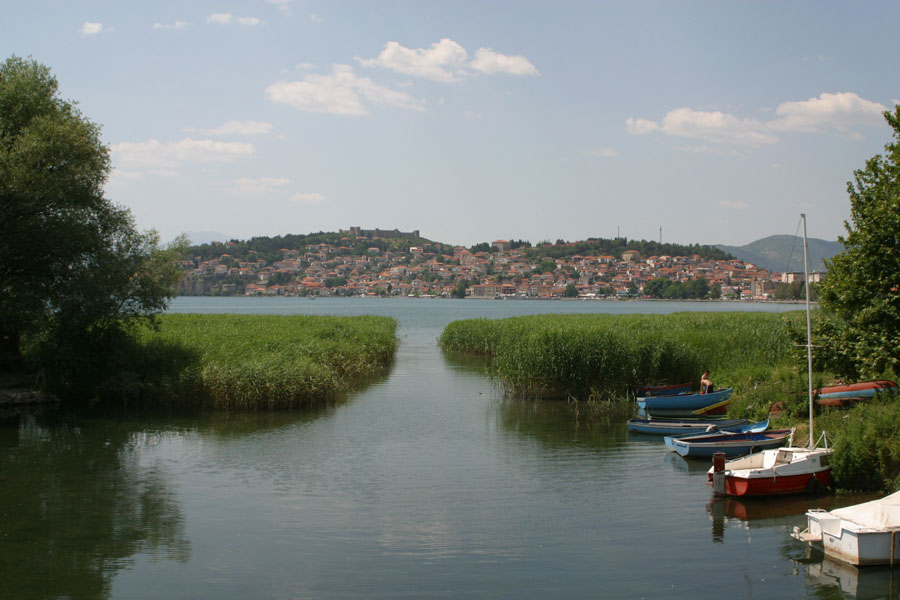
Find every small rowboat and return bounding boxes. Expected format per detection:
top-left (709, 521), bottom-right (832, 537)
top-left (627, 417), bottom-right (757, 436)
top-left (815, 380), bottom-right (897, 400)
top-left (630, 382), bottom-right (692, 397)
top-left (664, 427), bottom-right (792, 458)
top-left (637, 387), bottom-right (733, 414)
top-left (770, 380), bottom-right (900, 413)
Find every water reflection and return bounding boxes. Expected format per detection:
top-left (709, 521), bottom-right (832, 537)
top-left (0, 412), bottom-right (190, 599)
top-left (804, 556), bottom-right (900, 599)
top-left (664, 451), bottom-right (713, 475)
top-left (497, 399), bottom-right (630, 452)
top-left (0, 404), bottom-right (345, 600)
top-left (704, 493), bottom-right (900, 599)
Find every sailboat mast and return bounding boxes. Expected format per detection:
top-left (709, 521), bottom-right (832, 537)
top-left (801, 214), bottom-right (814, 449)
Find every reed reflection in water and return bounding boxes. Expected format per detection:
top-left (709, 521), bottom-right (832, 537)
top-left (2, 298), bottom-right (890, 599)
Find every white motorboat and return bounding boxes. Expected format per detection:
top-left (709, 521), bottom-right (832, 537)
top-left (792, 490), bottom-right (900, 566)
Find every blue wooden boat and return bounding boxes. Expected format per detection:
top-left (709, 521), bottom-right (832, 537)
top-left (664, 427), bottom-right (792, 458)
top-left (814, 380), bottom-right (897, 400)
top-left (626, 417), bottom-right (752, 436)
top-left (630, 382), bottom-right (692, 397)
top-left (636, 387), bottom-right (733, 413)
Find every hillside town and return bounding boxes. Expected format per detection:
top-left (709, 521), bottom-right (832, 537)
top-left (178, 229), bottom-right (820, 300)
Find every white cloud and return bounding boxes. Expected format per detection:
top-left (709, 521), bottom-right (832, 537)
top-left (186, 120), bottom-right (274, 136)
top-left (80, 22), bottom-right (105, 35)
top-left (626, 108), bottom-right (776, 145)
top-left (719, 200), bottom-right (750, 210)
top-left (227, 177), bottom-right (292, 195)
top-left (267, 0), bottom-right (293, 14)
top-left (625, 118), bottom-right (659, 135)
top-left (770, 92), bottom-right (888, 133)
top-left (290, 192), bottom-right (327, 204)
top-left (358, 38), bottom-right (539, 82)
top-left (675, 145), bottom-right (718, 155)
top-left (153, 21), bottom-right (187, 30)
top-left (207, 13), bottom-right (261, 26)
top-left (659, 108), bottom-right (777, 146)
top-left (628, 92), bottom-right (887, 148)
top-left (358, 39), bottom-right (469, 83)
top-left (266, 64), bottom-right (425, 116)
top-left (586, 147), bottom-right (619, 159)
top-left (106, 169), bottom-right (145, 189)
top-left (309, 13), bottom-right (324, 23)
top-left (470, 48), bottom-right (539, 76)
top-left (112, 138), bottom-right (255, 170)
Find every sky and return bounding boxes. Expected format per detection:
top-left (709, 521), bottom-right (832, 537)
top-left (3, 1), bottom-right (899, 248)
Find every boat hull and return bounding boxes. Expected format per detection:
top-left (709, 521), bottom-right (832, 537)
top-left (815, 380), bottom-right (897, 400)
top-left (709, 446), bottom-right (834, 497)
top-left (631, 382), bottom-right (691, 397)
top-left (665, 429), bottom-right (790, 459)
top-left (637, 387), bottom-right (733, 412)
top-left (794, 491), bottom-right (900, 565)
top-left (626, 418), bottom-right (749, 436)
top-left (819, 525), bottom-right (900, 566)
top-left (722, 470), bottom-right (832, 496)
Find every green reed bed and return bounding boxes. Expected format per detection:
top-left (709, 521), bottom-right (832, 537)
top-left (440, 312), bottom-right (802, 402)
top-left (135, 314), bottom-right (397, 410)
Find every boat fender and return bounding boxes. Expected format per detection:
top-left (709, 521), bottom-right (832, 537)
top-left (806, 476), bottom-right (821, 494)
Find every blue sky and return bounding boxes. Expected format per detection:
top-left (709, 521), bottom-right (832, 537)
top-left (3, 1), bottom-right (898, 247)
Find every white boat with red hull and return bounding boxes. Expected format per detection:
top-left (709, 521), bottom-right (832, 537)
top-left (709, 214), bottom-right (833, 498)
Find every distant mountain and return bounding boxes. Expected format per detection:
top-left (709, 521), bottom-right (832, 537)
top-left (715, 235), bottom-right (844, 273)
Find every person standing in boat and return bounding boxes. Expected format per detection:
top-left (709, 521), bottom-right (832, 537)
top-left (700, 370), bottom-right (715, 394)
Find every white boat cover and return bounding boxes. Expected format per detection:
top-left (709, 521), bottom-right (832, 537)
top-left (830, 490), bottom-right (900, 529)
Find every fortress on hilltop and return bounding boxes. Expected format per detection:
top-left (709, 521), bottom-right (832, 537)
top-left (344, 226), bottom-right (420, 240)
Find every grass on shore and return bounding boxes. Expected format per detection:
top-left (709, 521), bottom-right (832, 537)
top-left (127, 313), bottom-right (398, 410)
top-left (440, 310), bottom-right (900, 492)
top-left (440, 311), bottom-right (803, 406)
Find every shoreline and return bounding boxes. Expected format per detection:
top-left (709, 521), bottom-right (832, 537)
top-left (0, 388), bottom-right (58, 407)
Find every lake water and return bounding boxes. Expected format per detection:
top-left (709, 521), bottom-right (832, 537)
top-left (1, 298), bottom-right (895, 599)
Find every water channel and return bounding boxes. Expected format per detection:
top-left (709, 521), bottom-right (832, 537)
top-left (2, 298), bottom-right (896, 599)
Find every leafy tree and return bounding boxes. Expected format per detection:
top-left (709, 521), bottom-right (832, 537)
top-left (323, 276), bottom-right (347, 288)
top-left (642, 277), bottom-right (669, 298)
top-left (662, 281), bottom-right (685, 299)
top-left (564, 284), bottom-right (578, 298)
top-left (0, 56), bottom-right (184, 397)
top-left (683, 277), bottom-right (709, 299)
top-left (450, 279), bottom-right (470, 299)
top-left (817, 106), bottom-right (900, 379)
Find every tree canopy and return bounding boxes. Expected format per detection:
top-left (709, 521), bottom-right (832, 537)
top-left (816, 105), bottom-right (900, 379)
top-left (0, 56), bottom-right (184, 397)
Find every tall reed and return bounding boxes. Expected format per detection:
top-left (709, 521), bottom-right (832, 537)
top-left (133, 314), bottom-right (397, 410)
top-left (440, 312), bottom-right (802, 401)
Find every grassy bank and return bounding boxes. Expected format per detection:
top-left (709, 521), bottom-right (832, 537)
top-left (440, 311), bottom-right (900, 492)
top-left (126, 314), bottom-right (398, 410)
top-left (440, 312), bottom-right (802, 404)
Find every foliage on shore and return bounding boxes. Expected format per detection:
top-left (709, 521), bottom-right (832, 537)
top-left (817, 397), bottom-right (900, 493)
top-left (108, 314), bottom-right (398, 410)
top-left (439, 311), bottom-right (800, 402)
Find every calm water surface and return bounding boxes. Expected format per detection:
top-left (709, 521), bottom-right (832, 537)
top-left (2, 298), bottom-right (896, 599)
